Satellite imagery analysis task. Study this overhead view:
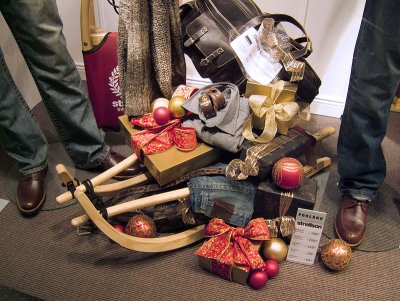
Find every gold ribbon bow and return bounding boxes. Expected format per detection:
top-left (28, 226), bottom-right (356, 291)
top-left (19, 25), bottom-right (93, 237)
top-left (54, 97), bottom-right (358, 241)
top-left (242, 81), bottom-right (300, 144)
top-left (265, 191), bottom-right (296, 238)
top-left (260, 18), bottom-right (305, 82)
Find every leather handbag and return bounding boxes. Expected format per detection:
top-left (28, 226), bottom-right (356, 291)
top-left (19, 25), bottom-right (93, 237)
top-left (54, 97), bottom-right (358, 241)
top-left (180, 1), bottom-right (321, 103)
top-left (180, 0), bottom-right (263, 93)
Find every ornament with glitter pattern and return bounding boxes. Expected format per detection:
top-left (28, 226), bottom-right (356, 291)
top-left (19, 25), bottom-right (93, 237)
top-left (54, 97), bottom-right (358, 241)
top-left (272, 157), bottom-right (304, 190)
top-left (125, 214), bottom-right (157, 238)
top-left (320, 239), bottom-right (352, 270)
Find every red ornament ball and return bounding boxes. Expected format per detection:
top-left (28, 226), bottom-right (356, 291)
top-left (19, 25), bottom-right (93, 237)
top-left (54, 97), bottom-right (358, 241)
top-left (272, 157), bottom-right (304, 190)
top-left (153, 107), bottom-right (171, 125)
top-left (125, 214), bottom-right (157, 238)
top-left (113, 224), bottom-right (125, 233)
top-left (263, 259), bottom-right (279, 278)
top-left (320, 239), bottom-right (352, 271)
top-left (248, 269), bottom-right (269, 289)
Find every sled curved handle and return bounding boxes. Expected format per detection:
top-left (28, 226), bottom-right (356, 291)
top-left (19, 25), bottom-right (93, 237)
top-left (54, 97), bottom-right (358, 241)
top-left (73, 189), bottom-right (205, 252)
top-left (56, 154), bottom-right (140, 204)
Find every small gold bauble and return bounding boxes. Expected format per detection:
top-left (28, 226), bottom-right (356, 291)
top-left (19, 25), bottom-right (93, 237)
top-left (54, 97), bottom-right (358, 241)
top-left (262, 237), bottom-right (288, 262)
top-left (151, 98), bottom-right (170, 112)
top-left (168, 96), bottom-right (187, 118)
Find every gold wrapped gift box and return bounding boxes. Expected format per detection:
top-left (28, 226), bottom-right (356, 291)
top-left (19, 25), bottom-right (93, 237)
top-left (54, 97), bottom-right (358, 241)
top-left (245, 80), bottom-right (298, 103)
top-left (245, 80), bottom-right (309, 135)
top-left (197, 242), bottom-right (262, 285)
top-left (119, 115), bottom-right (222, 186)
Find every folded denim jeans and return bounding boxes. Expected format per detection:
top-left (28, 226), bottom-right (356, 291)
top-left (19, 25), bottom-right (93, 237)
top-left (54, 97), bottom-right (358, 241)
top-left (188, 174), bottom-right (256, 227)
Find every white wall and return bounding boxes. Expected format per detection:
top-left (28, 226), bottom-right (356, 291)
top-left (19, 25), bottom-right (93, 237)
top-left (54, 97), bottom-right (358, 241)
top-left (0, 0), bottom-right (366, 117)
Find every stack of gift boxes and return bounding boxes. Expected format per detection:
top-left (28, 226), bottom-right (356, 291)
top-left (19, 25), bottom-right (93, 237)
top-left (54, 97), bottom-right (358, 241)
top-left (115, 78), bottom-right (330, 289)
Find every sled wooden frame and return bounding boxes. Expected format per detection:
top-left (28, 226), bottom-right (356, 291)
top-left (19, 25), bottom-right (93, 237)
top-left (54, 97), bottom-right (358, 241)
top-left (57, 162), bottom-right (205, 253)
top-left (56, 154), bottom-right (152, 204)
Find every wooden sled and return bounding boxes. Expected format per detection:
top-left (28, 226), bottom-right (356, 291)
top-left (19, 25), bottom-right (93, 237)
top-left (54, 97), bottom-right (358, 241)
top-left (57, 163), bottom-right (205, 252)
top-left (55, 126), bottom-right (335, 252)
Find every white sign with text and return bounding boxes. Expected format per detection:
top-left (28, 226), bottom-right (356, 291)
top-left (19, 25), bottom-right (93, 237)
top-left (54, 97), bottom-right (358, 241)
top-left (286, 208), bottom-right (327, 265)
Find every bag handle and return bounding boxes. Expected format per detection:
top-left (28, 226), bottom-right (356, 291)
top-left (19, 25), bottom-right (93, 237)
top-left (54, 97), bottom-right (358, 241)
top-left (245, 13), bottom-right (312, 59)
top-left (81, 0), bottom-right (93, 51)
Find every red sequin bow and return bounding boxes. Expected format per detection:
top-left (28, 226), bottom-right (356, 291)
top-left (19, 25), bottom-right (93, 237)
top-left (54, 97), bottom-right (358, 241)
top-left (195, 218), bottom-right (270, 280)
top-left (130, 115), bottom-right (197, 160)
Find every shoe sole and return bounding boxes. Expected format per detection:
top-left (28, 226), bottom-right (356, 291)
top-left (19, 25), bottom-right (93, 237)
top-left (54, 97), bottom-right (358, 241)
top-left (334, 221), bottom-right (365, 247)
top-left (16, 193), bottom-right (46, 217)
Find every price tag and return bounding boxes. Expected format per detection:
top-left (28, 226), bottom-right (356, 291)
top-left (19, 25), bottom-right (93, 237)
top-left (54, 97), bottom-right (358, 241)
top-left (230, 27), bottom-right (282, 85)
top-left (286, 208), bottom-right (326, 265)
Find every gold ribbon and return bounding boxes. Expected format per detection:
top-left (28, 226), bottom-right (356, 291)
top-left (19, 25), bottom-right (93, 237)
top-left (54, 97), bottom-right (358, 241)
top-left (242, 80), bottom-right (300, 143)
top-left (265, 191), bottom-right (296, 237)
top-left (260, 18), bottom-right (305, 82)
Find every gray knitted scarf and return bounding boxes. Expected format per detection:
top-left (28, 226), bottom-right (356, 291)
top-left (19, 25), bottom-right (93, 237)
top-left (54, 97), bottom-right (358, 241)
top-left (118, 0), bottom-right (186, 117)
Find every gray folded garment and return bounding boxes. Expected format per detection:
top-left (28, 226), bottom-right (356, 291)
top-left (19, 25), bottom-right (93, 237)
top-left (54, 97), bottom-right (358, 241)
top-left (182, 83), bottom-right (250, 153)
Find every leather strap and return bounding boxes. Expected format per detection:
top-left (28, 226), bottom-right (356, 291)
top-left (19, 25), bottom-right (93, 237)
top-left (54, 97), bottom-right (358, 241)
top-left (200, 47), bottom-right (224, 66)
top-left (184, 26), bottom-right (208, 47)
top-left (199, 87), bottom-right (226, 119)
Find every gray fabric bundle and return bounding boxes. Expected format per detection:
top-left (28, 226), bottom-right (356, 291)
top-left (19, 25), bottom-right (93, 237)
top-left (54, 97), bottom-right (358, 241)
top-left (118, 0), bottom-right (186, 116)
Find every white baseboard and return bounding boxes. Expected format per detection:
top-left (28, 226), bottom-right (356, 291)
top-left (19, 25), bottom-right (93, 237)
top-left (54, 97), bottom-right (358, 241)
top-left (310, 96), bottom-right (344, 118)
top-left (76, 63), bottom-right (86, 81)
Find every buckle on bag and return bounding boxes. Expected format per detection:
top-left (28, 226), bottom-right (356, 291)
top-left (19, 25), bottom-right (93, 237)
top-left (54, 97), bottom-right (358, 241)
top-left (184, 27), bottom-right (208, 47)
top-left (200, 47), bottom-right (224, 66)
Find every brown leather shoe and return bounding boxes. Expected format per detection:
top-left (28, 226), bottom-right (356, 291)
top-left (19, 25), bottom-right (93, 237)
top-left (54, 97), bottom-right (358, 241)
top-left (334, 195), bottom-right (369, 246)
top-left (17, 167), bottom-right (47, 216)
top-left (96, 151), bottom-right (142, 179)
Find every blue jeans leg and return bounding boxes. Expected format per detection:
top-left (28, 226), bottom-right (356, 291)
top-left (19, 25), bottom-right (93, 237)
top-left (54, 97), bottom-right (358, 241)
top-left (0, 0), bottom-right (110, 174)
top-left (337, 0), bottom-right (400, 201)
top-left (0, 48), bottom-right (49, 175)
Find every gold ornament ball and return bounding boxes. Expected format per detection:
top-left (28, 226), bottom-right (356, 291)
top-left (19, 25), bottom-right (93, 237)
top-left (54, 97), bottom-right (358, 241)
top-left (151, 98), bottom-right (170, 112)
top-left (262, 237), bottom-right (288, 262)
top-left (320, 239), bottom-right (352, 271)
top-left (168, 96), bottom-right (187, 118)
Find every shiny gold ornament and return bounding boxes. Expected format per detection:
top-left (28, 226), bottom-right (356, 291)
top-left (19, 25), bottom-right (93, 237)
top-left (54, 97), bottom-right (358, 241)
top-left (168, 96), bottom-right (187, 118)
top-left (151, 98), bottom-right (170, 112)
top-left (262, 237), bottom-right (288, 262)
top-left (320, 239), bottom-right (352, 271)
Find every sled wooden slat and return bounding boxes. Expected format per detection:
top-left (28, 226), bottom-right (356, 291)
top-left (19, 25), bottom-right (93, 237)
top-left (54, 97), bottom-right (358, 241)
top-left (56, 154), bottom-right (138, 204)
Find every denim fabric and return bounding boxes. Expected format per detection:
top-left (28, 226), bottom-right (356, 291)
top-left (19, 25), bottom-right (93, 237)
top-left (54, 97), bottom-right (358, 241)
top-left (188, 174), bottom-right (256, 227)
top-left (0, 0), bottom-right (109, 175)
top-left (337, 0), bottom-right (400, 201)
top-left (182, 82), bottom-right (250, 153)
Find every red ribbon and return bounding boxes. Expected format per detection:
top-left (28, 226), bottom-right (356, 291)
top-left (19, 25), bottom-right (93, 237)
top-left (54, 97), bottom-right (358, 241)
top-left (195, 218), bottom-right (270, 280)
top-left (131, 116), bottom-right (197, 160)
top-left (172, 84), bottom-right (199, 99)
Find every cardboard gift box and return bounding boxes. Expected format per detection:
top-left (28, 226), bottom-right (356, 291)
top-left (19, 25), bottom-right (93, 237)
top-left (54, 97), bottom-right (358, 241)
top-left (244, 80), bottom-right (298, 103)
top-left (253, 177), bottom-right (317, 220)
top-left (119, 115), bottom-right (222, 186)
top-left (196, 218), bottom-right (269, 286)
top-left (197, 242), bottom-right (262, 285)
